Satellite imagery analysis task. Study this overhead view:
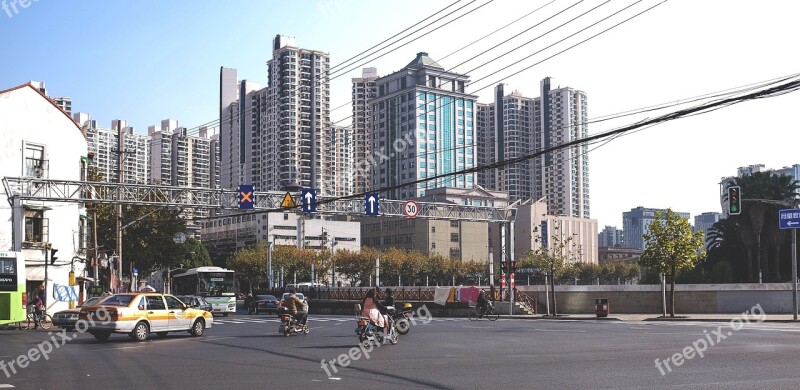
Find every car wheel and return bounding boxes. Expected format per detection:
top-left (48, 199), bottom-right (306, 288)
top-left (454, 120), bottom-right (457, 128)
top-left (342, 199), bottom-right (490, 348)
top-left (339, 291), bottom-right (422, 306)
top-left (156, 332), bottom-right (168, 338)
top-left (92, 331), bottom-right (111, 342)
top-left (190, 319), bottom-right (205, 337)
top-left (131, 321), bottom-right (149, 342)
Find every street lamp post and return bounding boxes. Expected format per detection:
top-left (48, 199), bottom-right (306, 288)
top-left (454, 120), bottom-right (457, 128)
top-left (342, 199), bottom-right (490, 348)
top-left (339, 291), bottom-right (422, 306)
top-left (164, 264), bottom-right (183, 295)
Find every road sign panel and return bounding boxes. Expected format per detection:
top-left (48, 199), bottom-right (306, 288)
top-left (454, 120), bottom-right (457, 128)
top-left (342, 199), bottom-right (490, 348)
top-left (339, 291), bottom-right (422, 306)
top-left (365, 193), bottom-right (380, 216)
top-left (238, 185), bottom-right (254, 209)
top-left (779, 209), bottom-right (800, 229)
top-left (403, 200), bottom-right (419, 218)
top-left (280, 192), bottom-right (296, 208)
top-left (301, 189), bottom-right (317, 213)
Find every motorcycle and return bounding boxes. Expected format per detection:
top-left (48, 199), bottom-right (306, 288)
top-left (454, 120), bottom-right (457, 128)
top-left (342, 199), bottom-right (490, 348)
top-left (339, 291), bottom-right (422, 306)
top-left (354, 304), bottom-right (398, 346)
top-left (387, 303), bottom-right (414, 335)
top-left (278, 313), bottom-right (309, 336)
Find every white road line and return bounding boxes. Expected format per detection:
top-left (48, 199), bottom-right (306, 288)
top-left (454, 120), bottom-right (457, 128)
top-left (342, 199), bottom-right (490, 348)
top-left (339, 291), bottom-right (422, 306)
top-left (0, 384), bottom-right (16, 388)
top-left (533, 329), bottom-right (587, 333)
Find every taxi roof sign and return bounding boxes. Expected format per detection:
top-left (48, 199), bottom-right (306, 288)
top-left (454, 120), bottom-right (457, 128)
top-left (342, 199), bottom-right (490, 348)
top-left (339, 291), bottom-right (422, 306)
top-left (280, 192), bottom-right (296, 208)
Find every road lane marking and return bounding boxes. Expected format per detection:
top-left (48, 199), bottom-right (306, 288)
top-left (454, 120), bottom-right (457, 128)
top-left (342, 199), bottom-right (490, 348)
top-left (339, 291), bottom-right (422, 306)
top-left (533, 329), bottom-right (587, 333)
top-left (0, 385), bottom-right (15, 388)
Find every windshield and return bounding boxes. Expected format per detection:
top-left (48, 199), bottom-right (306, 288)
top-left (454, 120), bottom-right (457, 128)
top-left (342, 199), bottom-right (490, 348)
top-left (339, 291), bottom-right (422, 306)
top-left (198, 272), bottom-right (235, 297)
top-left (98, 295), bottom-right (135, 307)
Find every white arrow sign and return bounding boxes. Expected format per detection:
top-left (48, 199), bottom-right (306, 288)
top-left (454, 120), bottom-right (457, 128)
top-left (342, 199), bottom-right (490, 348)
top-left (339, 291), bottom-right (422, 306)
top-left (789, 221), bottom-right (799, 227)
top-left (368, 195), bottom-right (376, 214)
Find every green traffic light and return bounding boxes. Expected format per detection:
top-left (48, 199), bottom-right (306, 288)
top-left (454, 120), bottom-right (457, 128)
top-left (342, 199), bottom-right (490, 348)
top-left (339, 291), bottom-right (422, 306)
top-left (731, 205), bottom-right (738, 212)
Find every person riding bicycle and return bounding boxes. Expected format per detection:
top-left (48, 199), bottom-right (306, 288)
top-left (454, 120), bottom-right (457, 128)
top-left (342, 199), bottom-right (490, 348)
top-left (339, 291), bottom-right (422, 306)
top-left (30, 283), bottom-right (46, 328)
top-left (476, 290), bottom-right (489, 317)
top-left (283, 288), bottom-right (307, 325)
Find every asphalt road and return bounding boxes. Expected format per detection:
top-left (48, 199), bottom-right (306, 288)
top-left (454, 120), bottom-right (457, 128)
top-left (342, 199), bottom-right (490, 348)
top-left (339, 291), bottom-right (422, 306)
top-left (2, 314), bottom-right (800, 389)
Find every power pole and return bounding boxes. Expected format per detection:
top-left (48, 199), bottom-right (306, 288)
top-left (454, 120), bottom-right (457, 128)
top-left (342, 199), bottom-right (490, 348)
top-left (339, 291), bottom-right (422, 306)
top-left (116, 121), bottom-right (123, 292)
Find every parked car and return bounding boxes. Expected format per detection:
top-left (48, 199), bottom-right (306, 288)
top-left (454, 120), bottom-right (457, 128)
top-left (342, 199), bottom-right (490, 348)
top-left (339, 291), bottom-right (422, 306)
top-left (251, 295), bottom-right (279, 314)
top-left (78, 293), bottom-right (213, 342)
top-left (176, 295), bottom-right (213, 312)
top-left (52, 296), bottom-right (107, 330)
top-left (278, 292), bottom-right (308, 314)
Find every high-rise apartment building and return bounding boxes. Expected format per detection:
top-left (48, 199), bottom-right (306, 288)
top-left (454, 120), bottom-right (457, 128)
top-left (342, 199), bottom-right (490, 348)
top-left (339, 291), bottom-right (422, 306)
top-left (265, 34), bottom-right (331, 193)
top-left (148, 119), bottom-right (214, 189)
top-left (80, 116), bottom-right (149, 183)
top-left (327, 125), bottom-right (354, 197)
top-left (477, 78), bottom-right (589, 218)
top-left (219, 66), bottom-right (263, 190)
top-left (220, 35), bottom-right (334, 195)
top-left (352, 67), bottom-right (379, 193)
top-left (534, 77), bottom-right (590, 218)
top-left (52, 97), bottom-right (72, 116)
top-left (623, 207), bottom-right (691, 250)
top-left (476, 84), bottom-right (536, 201)
top-left (372, 52), bottom-right (477, 199)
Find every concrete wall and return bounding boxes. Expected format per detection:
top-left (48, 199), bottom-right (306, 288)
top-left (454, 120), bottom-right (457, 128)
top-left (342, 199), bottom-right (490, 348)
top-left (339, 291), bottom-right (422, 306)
top-left (517, 284), bottom-right (799, 314)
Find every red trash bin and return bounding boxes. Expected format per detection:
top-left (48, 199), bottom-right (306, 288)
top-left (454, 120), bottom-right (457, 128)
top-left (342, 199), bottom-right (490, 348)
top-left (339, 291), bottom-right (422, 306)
top-left (595, 298), bottom-right (609, 318)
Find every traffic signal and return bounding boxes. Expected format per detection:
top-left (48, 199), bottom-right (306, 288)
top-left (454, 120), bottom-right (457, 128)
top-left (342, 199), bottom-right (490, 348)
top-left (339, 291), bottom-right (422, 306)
top-left (50, 248), bottom-right (58, 265)
top-left (728, 186), bottom-right (742, 215)
top-left (510, 260), bottom-right (516, 273)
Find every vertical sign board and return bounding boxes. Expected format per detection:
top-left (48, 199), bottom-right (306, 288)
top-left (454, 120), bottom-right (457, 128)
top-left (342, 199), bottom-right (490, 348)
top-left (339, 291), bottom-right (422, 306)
top-left (238, 185), bottom-right (254, 209)
top-left (301, 189), bottom-right (317, 213)
top-left (365, 193), bottom-right (380, 216)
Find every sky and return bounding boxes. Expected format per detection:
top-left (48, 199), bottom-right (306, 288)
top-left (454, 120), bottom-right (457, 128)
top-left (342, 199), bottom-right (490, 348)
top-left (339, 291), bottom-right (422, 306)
top-left (2, 0), bottom-right (799, 229)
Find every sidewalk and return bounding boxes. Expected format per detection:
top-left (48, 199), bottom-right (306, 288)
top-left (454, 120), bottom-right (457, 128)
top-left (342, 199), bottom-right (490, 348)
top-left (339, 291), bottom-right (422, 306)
top-left (498, 313), bottom-right (800, 322)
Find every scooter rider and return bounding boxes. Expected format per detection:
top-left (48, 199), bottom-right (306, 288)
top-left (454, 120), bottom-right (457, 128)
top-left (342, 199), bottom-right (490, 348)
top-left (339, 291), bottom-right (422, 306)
top-left (284, 288), bottom-right (307, 325)
top-left (384, 288), bottom-right (395, 308)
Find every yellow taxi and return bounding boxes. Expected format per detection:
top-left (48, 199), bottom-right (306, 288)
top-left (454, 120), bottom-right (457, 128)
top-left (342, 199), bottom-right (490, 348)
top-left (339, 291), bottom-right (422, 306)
top-left (79, 293), bottom-right (213, 342)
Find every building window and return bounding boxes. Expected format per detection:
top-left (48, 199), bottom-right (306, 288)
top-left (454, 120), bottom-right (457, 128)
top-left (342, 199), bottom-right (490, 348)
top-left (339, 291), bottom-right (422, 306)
top-left (24, 143), bottom-right (46, 177)
top-left (450, 233), bottom-right (459, 242)
top-left (431, 226), bottom-right (436, 233)
top-left (24, 210), bottom-right (48, 244)
top-left (283, 213), bottom-right (289, 220)
top-left (450, 220), bottom-right (459, 228)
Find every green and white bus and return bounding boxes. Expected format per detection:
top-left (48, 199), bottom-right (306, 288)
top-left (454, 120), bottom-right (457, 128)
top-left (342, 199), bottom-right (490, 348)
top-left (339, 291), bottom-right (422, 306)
top-left (0, 251), bottom-right (26, 326)
top-left (171, 266), bottom-right (236, 316)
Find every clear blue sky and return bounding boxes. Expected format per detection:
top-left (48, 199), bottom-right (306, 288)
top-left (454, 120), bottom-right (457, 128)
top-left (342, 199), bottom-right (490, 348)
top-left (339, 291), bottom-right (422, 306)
top-left (2, 0), bottom-right (799, 229)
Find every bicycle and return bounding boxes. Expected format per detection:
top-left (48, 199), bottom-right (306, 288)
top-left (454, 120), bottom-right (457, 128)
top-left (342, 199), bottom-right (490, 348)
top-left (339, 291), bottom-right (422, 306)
top-left (468, 302), bottom-right (499, 321)
top-left (24, 305), bottom-right (53, 330)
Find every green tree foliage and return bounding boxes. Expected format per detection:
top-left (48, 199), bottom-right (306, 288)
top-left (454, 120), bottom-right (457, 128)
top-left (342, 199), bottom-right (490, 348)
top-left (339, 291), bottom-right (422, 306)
top-left (638, 209), bottom-right (705, 317)
top-left (527, 224), bottom-right (578, 316)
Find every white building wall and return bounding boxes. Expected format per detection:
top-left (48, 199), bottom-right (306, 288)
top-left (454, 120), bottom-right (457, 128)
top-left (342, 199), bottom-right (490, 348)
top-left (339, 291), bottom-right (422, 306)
top-left (0, 84), bottom-right (88, 314)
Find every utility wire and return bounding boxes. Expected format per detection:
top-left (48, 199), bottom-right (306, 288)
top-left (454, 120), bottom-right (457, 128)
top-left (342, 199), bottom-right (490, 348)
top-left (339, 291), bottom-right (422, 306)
top-left (329, 0), bottom-right (463, 72)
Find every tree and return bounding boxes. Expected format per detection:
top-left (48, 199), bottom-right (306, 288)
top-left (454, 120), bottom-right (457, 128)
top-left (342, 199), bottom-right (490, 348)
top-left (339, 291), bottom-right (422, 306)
top-left (87, 164), bottom-right (192, 278)
top-left (226, 243), bottom-right (267, 294)
top-left (728, 172), bottom-right (799, 282)
top-left (638, 209), bottom-right (705, 317)
top-left (528, 225), bottom-right (576, 316)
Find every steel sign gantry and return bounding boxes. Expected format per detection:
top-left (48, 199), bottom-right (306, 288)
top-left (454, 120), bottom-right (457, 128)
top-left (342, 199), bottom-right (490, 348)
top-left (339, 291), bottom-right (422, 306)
top-left (2, 177), bottom-right (515, 222)
top-left (4, 176), bottom-right (517, 300)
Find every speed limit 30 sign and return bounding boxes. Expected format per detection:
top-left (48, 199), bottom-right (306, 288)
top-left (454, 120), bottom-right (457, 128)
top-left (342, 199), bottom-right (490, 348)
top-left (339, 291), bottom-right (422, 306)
top-left (403, 200), bottom-right (419, 218)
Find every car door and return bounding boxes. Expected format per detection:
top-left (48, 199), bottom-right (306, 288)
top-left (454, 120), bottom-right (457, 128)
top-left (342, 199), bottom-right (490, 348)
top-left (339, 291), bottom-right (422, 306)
top-left (145, 295), bottom-right (168, 331)
top-left (165, 295), bottom-right (191, 330)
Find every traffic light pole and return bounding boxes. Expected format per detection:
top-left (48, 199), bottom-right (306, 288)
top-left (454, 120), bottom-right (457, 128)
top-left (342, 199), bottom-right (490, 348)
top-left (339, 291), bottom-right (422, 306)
top-left (792, 229), bottom-right (797, 321)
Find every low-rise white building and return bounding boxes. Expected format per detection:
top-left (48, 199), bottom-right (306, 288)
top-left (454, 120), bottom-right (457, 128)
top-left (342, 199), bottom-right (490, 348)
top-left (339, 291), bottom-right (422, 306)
top-left (0, 83), bottom-right (89, 313)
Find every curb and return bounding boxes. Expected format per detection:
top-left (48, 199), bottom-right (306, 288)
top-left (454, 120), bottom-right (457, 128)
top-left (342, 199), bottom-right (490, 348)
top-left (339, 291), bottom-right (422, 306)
top-left (643, 317), bottom-right (800, 323)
